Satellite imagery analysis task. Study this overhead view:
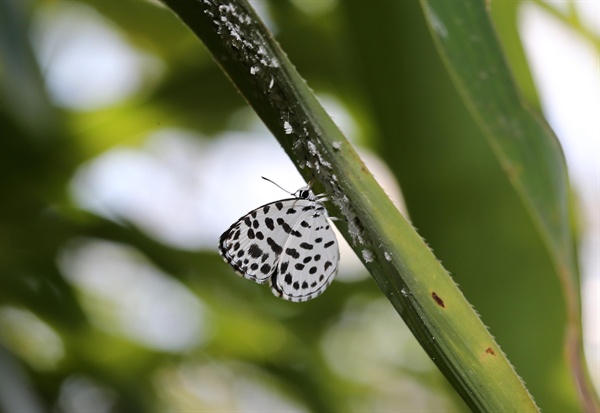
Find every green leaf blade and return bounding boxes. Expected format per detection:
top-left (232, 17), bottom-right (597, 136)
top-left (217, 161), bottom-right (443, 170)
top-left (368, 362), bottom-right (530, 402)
top-left (420, 1), bottom-right (598, 411)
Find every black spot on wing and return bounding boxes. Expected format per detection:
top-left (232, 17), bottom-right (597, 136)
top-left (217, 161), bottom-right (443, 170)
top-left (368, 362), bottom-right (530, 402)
top-left (248, 244), bottom-right (263, 258)
top-left (285, 248), bottom-right (300, 259)
top-left (300, 242), bottom-right (313, 250)
top-left (276, 218), bottom-right (294, 235)
top-left (267, 237), bottom-right (282, 255)
top-left (265, 217), bottom-right (274, 231)
top-left (324, 240), bottom-right (335, 248)
top-left (280, 261), bottom-right (289, 274)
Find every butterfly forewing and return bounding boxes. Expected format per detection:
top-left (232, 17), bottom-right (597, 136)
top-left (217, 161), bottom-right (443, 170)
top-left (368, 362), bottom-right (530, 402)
top-left (218, 187), bottom-right (339, 302)
top-left (219, 199), bottom-right (293, 283)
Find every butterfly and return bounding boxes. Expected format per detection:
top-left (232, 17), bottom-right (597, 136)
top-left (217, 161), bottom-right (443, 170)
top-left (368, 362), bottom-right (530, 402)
top-left (218, 178), bottom-right (339, 302)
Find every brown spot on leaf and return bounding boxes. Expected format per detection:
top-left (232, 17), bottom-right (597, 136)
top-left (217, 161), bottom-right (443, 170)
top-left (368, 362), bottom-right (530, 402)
top-left (485, 347), bottom-right (496, 356)
top-left (432, 292), bottom-right (445, 308)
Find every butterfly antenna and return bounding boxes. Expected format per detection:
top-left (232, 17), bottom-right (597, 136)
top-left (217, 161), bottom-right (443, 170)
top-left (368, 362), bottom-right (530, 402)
top-left (261, 176), bottom-right (293, 195)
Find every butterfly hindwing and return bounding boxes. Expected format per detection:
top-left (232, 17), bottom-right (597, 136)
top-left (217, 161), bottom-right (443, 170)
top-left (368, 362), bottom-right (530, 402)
top-left (218, 198), bottom-right (298, 283)
top-left (270, 203), bottom-right (339, 302)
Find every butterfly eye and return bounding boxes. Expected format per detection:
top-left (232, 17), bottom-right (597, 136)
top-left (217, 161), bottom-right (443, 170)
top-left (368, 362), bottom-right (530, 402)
top-left (298, 190), bottom-right (309, 199)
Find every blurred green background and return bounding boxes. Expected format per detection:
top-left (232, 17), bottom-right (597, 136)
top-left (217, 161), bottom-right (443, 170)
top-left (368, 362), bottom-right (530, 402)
top-left (1, 0), bottom-right (598, 411)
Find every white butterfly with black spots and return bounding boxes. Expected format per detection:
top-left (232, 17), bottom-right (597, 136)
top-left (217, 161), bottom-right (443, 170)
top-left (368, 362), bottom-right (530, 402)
top-left (219, 181), bottom-right (339, 302)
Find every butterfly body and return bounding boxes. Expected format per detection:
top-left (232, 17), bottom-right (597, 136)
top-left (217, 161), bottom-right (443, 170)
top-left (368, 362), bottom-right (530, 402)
top-left (219, 186), bottom-right (339, 302)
